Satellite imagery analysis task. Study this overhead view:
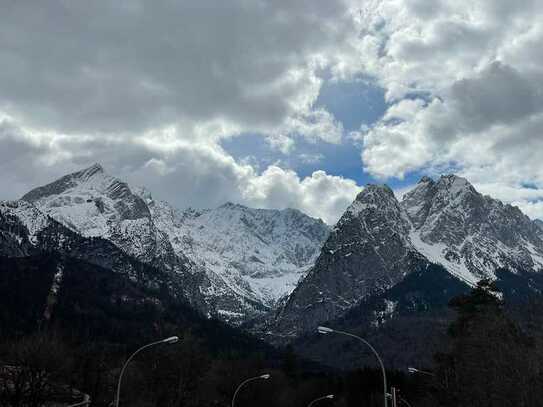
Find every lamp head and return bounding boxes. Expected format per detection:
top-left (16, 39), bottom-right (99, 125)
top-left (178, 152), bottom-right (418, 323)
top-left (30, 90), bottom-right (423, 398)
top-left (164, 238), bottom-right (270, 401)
top-left (317, 326), bottom-right (334, 334)
top-left (259, 374), bottom-right (271, 380)
top-left (325, 395), bottom-right (334, 399)
top-left (407, 367), bottom-right (418, 374)
top-left (162, 336), bottom-right (180, 344)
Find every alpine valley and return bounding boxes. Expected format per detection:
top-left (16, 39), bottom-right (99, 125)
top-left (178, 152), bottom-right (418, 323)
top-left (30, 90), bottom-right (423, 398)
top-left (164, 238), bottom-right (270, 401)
top-left (2, 165), bottom-right (543, 360)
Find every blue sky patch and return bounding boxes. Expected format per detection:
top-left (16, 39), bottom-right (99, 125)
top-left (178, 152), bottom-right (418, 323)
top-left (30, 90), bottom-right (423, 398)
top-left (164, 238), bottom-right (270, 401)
top-left (221, 78), bottom-right (426, 190)
top-left (315, 78), bottom-right (388, 131)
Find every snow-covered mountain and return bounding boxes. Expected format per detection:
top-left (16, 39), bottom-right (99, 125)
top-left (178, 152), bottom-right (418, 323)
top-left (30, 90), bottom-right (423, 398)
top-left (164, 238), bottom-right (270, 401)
top-left (21, 164), bottom-right (162, 262)
top-left (403, 175), bottom-right (543, 283)
top-left (15, 165), bottom-right (542, 335)
top-left (20, 164), bottom-right (329, 324)
top-left (143, 196), bottom-right (329, 312)
top-left (274, 175), bottom-right (543, 337)
top-left (0, 199), bottom-right (190, 300)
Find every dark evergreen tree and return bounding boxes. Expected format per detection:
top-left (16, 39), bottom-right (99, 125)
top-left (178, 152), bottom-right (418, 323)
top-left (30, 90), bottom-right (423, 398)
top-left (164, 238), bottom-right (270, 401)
top-left (433, 280), bottom-right (539, 407)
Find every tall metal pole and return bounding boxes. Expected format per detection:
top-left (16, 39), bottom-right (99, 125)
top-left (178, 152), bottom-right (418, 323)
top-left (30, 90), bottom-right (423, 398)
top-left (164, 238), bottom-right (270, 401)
top-left (318, 327), bottom-right (388, 407)
top-left (114, 336), bottom-right (179, 407)
top-left (391, 387), bottom-right (398, 407)
top-left (231, 374), bottom-right (271, 407)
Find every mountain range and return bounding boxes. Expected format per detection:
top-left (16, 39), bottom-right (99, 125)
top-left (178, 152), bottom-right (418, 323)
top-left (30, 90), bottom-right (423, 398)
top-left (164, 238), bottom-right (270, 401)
top-left (2, 164), bottom-right (543, 351)
top-left (272, 174), bottom-right (543, 338)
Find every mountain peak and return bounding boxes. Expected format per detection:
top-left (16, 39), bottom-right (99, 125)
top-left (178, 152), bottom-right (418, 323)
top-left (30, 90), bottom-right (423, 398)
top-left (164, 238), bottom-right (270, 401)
top-left (66, 163), bottom-right (107, 183)
top-left (22, 163), bottom-right (150, 242)
top-left (418, 175), bottom-right (434, 184)
top-left (83, 162), bottom-right (104, 174)
top-left (218, 201), bottom-right (245, 210)
top-left (366, 183), bottom-right (394, 194)
top-left (355, 184), bottom-right (394, 201)
top-left (436, 174), bottom-right (475, 195)
top-left (345, 184), bottom-right (397, 219)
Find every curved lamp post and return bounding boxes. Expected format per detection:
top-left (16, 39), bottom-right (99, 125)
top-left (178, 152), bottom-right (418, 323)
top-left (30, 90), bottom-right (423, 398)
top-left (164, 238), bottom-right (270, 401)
top-left (114, 336), bottom-right (179, 407)
top-left (231, 374), bottom-right (271, 407)
top-left (307, 394), bottom-right (334, 407)
top-left (407, 367), bottom-right (435, 377)
top-left (317, 326), bottom-right (388, 407)
top-left (399, 396), bottom-right (413, 407)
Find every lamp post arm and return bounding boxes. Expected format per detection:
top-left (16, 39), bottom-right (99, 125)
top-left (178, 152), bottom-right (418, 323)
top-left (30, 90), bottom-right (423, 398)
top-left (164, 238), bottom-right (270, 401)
top-left (114, 340), bottom-right (166, 407)
top-left (67, 394), bottom-right (90, 407)
top-left (332, 329), bottom-right (388, 407)
top-left (308, 395), bottom-right (333, 407)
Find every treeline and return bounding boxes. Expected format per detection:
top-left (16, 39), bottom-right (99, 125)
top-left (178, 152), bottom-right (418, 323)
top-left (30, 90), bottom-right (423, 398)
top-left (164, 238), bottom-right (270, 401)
top-left (0, 329), bottom-right (406, 407)
top-left (3, 278), bottom-right (543, 406)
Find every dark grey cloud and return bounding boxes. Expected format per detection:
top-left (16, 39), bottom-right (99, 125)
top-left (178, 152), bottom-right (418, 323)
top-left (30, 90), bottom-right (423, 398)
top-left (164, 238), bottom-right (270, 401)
top-left (0, 120), bottom-right (74, 197)
top-left (0, 0), bottom-right (353, 134)
top-left (450, 62), bottom-right (542, 132)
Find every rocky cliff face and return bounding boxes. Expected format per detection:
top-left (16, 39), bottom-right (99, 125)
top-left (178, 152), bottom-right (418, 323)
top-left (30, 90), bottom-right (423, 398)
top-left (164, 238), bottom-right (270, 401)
top-left (273, 184), bottom-right (426, 337)
top-left (403, 175), bottom-right (543, 284)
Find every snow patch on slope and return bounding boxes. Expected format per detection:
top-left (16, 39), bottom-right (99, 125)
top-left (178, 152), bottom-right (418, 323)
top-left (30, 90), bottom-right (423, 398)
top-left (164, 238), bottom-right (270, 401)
top-left (0, 200), bottom-right (51, 243)
top-left (409, 229), bottom-right (478, 286)
top-left (149, 200), bottom-right (329, 307)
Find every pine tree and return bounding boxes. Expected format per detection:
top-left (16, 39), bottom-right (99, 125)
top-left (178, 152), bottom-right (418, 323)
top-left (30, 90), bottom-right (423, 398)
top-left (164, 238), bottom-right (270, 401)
top-left (433, 280), bottom-right (536, 407)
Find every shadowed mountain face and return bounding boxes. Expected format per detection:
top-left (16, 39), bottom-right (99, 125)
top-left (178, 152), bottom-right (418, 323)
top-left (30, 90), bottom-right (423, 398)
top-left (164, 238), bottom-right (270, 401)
top-left (273, 175), bottom-right (543, 339)
top-left (0, 252), bottom-right (275, 357)
top-left (272, 185), bottom-right (426, 337)
top-left (17, 164), bottom-right (329, 324)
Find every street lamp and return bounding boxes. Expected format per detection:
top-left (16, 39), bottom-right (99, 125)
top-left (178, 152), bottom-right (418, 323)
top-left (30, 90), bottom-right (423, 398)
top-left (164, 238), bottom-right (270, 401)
top-left (317, 326), bottom-right (388, 407)
top-left (308, 394), bottom-right (334, 407)
top-left (231, 374), bottom-right (271, 407)
top-left (114, 336), bottom-right (179, 407)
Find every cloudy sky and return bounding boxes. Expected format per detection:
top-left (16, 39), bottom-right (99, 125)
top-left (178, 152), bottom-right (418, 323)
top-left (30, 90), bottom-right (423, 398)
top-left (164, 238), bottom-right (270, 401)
top-left (1, 0), bottom-right (543, 224)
